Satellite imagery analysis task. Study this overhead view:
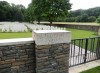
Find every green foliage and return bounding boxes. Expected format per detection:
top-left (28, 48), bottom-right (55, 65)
top-left (69, 9), bottom-right (84, 17)
top-left (85, 7), bottom-right (100, 18)
top-left (97, 16), bottom-right (100, 23)
top-left (66, 17), bottom-right (76, 22)
top-left (32, 0), bottom-right (71, 24)
top-left (88, 16), bottom-right (96, 22)
top-left (55, 17), bottom-right (66, 22)
top-left (80, 14), bottom-right (88, 22)
top-left (75, 16), bottom-right (82, 22)
top-left (24, 3), bottom-right (35, 22)
top-left (70, 7), bottom-right (100, 18)
top-left (0, 1), bottom-right (25, 21)
top-left (68, 7), bottom-right (100, 23)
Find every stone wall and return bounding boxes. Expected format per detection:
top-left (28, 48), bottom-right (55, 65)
top-left (0, 41), bottom-right (35, 73)
top-left (0, 30), bottom-right (71, 73)
top-left (43, 23), bottom-right (100, 32)
top-left (36, 43), bottom-right (69, 73)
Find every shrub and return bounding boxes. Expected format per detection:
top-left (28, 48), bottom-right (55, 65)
top-left (55, 17), bottom-right (66, 22)
top-left (66, 17), bottom-right (76, 22)
top-left (97, 16), bottom-right (100, 23)
top-left (75, 16), bottom-right (82, 22)
top-left (88, 16), bottom-right (96, 22)
top-left (80, 14), bottom-right (88, 22)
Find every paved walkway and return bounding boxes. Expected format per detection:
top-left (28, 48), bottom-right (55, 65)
top-left (69, 45), bottom-right (97, 66)
top-left (69, 59), bottom-right (100, 73)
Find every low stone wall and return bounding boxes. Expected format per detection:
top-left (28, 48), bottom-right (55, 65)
top-left (43, 23), bottom-right (100, 32)
top-left (0, 39), bottom-right (35, 73)
top-left (0, 30), bottom-right (71, 73)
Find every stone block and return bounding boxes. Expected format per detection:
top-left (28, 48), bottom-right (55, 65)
top-left (33, 30), bottom-right (71, 45)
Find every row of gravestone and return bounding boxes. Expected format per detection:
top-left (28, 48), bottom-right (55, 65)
top-left (0, 22), bottom-right (66, 32)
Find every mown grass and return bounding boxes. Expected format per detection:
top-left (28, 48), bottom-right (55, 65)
top-left (66, 28), bottom-right (97, 39)
top-left (0, 32), bottom-right (32, 39)
top-left (0, 28), bottom-right (97, 39)
top-left (80, 66), bottom-right (100, 73)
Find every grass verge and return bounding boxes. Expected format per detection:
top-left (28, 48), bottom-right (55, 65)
top-left (80, 66), bottom-right (100, 73)
top-left (0, 32), bottom-right (31, 39)
top-left (0, 28), bottom-right (97, 39)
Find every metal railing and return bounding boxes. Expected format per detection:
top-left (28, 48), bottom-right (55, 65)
top-left (69, 36), bottom-right (100, 67)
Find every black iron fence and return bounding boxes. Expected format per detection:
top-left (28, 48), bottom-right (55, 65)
top-left (69, 36), bottom-right (100, 67)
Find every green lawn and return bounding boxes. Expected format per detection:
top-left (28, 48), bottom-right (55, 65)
top-left (66, 28), bottom-right (97, 39)
top-left (80, 66), bottom-right (100, 73)
top-left (0, 28), bottom-right (97, 39)
top-left (0, 32), bottom-right (32, 39)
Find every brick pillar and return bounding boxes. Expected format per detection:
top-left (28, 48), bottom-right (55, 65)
top-left (33, 30), bottom-right (71, 73)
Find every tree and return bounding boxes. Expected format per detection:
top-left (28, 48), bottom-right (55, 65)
top-left (97, 16), bottom-right (100, 23)
top-left (0, 1), bottom-right (10, 21)
top-left (0, 1), bottom-right (26, 22)
top-left (32, 0), bottom-right (71, 24)
top-left (75, 16), bottom-right (82, 22)
top-left (24, 3), bottom-right (35, 22)
top-left (66, 17), bottom-right (76, 22)
top-left (69, 9), bottom-right (85, 17)
top-left (80, 14), bottom-right (88, 22)
top-left (85, 7), bottom-right (100, 18)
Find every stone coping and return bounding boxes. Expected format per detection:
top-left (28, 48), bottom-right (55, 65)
top-left (0, 38), bottom-right (34, 46)
top-left (33, 30), bottom-right (69, 33)
top-left (33, 30), bottom-right (71, 45)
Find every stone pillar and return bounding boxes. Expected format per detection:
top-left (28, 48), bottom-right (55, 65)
top-left (33, 30), bottom-right (71, 73)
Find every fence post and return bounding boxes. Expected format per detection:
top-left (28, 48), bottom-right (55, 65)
top-left (84, 39), bottom-right (88, 63)
top-left (33, 30), bottom-right (71, 73)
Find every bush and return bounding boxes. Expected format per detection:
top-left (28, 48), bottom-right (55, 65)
top-left (55, 17), bottom-right (66, 22)
top-left (88, 16), bottom-right (96, 22)
top-left (75, 16), bottom-right (82, 22)
top-left (66, 17), bottom-right (76, 22)
top-left (97, 16), bottom-right (100, 23)
top-left (80, 14), bottom-right (88, 22)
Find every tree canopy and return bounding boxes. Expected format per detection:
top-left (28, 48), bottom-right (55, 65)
top-left (31, 0), bottom-right (71, 24)
top-left (0, 1), bottom-right (26, 22)
top-left (1, 0), bottom-right (100, 23)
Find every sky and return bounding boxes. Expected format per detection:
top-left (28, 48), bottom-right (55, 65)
top-left (0, 0), bottom-right (100, 10)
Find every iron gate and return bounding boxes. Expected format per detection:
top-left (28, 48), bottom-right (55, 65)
top-left (69, 36), bottom-right (100, 67)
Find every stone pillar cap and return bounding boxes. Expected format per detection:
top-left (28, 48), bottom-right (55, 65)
top-left (33, 30), bottom-right (71, 45)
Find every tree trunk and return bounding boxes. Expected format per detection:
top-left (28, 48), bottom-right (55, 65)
top-left (38, 20), bottom-right (40, 24)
